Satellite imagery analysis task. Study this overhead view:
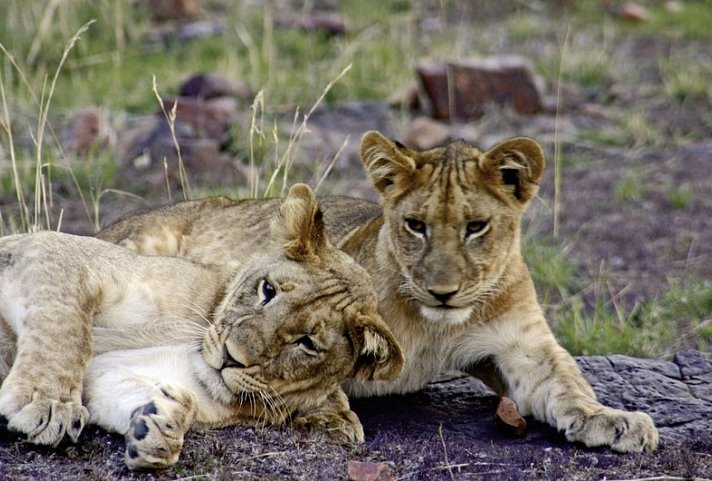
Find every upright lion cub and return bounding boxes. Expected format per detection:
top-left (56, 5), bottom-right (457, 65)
top-left (98, 132), bottom-right (658, 453)
top-left (0, 184), bottom-right (403, 469)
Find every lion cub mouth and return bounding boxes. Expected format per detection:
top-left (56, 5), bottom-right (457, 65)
top-left (221, 345), bottom-right (247, 369)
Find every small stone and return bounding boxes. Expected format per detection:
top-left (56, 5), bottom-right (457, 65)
top-left (417, 57), bottom-right (543, 120)
top-left (148, 0), bottom-right (201, 22)
top-left (179, 73), bottom-right (253, 101)
top-left (61, 107), bottom-right (114, 156)
top-left (618, 2), bottom-right (650, 22)
top-left (347, 460), bottom-right (394, 481)
top-left (277, 13), bottom-right (346, 37)
top-left (495, 396), bottom-right (527, 437)
top-left (161, 96), bottom-right (237, 143)
top-left (401, 116), bottom-right (451, 150)
top-left (665, 1), bottom-right (683, 13)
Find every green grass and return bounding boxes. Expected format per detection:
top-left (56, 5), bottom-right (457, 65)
top-left (667, 182), bottom-right (694, 210)
top-left (525, 232), bottom-right (712, 357)
top-left (549, 277), bottom-right (712, 357)
top-left (614, 174), bottom-right (645, 202)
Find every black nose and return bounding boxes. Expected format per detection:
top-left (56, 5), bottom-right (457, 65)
top-left (428, 290), bottom-right (457, 304)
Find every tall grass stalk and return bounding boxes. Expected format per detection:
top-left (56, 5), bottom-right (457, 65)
top-left (553, 25), bottom-right (570, 238)
top-left (33, 20), bottom-right (95, 232)
top-left (249, 90), bottom-right (266, 198)
top-left (152, 75), bottom-right (191, 201)
top-left (0, 74), bottom-right (28, 230)
top-left (276, 63), bottom-right (352, 196)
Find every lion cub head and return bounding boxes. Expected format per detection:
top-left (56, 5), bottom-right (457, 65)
top-left (360, 131), bottom-right (545, 326)
top-left (201, 184), bottom-right (403, 423)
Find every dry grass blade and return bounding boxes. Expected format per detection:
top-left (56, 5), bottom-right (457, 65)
top-left (152, 75), bottom-right (191, 201)
top-left (0, 71), bottom-right (28, 230)
top-left (553, 25), bottom-right (570, 239)
top-left (32, 19), bottom-right (95, 232)
top-left (438, 424), bottom-right (456, 481)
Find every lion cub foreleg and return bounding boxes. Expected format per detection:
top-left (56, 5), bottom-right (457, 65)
top-left (0, 304), bottom-right (93, 445)
top-left (85, 347), bottom-right (199, 469)
top-left (291, 387), bottom-right (365, 443)
top-left (461, 315), bottom-right (658, 453)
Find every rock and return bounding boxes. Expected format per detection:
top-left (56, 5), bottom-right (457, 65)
top-left (577, 350), bottom-right (712, 442)
top-left (148, 136), bottom-right (238, 185)
top-left (353, 350), bottom-right (712, 446)
top-left (496, 397), bottom-right (527, 437)
top-left (387, 83), bottom-right (420, 111)
top-left (148, 0), bottom-right (201, 22)
top-left (665, 0), bottom-right (683, 14)
top-left (347, 460), bottom-right (394, 481)
top-left (618, 2), bottom-right (650, 22)
top-left (401, 116), bottom-right (451, 150)
top-left (116, 116), bottom-right (195, 166)
top-left (276, 13), bottom-right (346, 36)
top-left (417, 57), bottom-right (544, 120)
top-left (147, 20), bottom-right (225, 44)
top-left (179, 73), bottom-right (253, 101)
top-left (160, 96), bottom-right (237, 143)
top-left (61, 107), bottom-right (114, 156)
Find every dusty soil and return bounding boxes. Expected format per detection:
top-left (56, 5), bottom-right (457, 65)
top-left (2, 352), bottom-right (712, 480)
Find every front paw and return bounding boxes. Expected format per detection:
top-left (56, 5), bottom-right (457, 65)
top-left (124, 384), bottom-right (197, 470)
top-left (0, 388), bottom-right (87, 446)
top-left (293, 408), bottom-right (365, 443)
top-left (566, 408), bottom-right (658, 453)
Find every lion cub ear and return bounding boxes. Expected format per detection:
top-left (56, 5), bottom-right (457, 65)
top-left (350, 314), bottom-right (404, 382)
top-left (480, 137), bottom-right (545, 204)
top-left (360, 130), bottom-right (417, 196)
top-left (271, 183), bottom-right (329, 261)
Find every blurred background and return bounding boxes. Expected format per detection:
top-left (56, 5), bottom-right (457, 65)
top-left (1, 0), bottom-right (710, 357)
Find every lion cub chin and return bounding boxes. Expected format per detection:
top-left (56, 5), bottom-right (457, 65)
top-left (0, 184), bottom-right (403, 470)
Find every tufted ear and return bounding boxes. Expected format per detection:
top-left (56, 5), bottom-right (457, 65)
top-left (360, 130), bottom-right (417, 196)
top-left (479, 137), bottom-right (545, 205)
top-left (271, 183), bottom-right (329, 261)
top-left (349, 314), bottom-right (404, 382)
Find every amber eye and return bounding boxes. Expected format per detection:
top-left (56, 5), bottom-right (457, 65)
top-left (258, 279), bottom-right (277, 305)
top-left (296, 336), bottom-right (317, 355)
top-left (404, 218), bottom-right (426, 236)
top-left (466, 220), bottom-right (489, 238)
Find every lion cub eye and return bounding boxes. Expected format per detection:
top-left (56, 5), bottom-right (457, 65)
top-left (465, 220), bottom-right (490, 238)
top-left (404, 218), bottom-right (427, 237)
top-left (295, 336), bottom-right (318, 356)
top-left (258, 279), bottom-right (277, 305)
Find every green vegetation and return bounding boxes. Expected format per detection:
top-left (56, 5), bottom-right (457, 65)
top-left (614, 174), bottom-right (645, 202)
top-left (667, 182), bottom-right (694, 210)
top-left (526, 233), bottom-right (712, 357)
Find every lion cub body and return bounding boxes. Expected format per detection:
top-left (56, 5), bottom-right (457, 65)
top-left (98, 132), bottom-right (659, 453)
top-left (0, 185), bottom-right (403, 469)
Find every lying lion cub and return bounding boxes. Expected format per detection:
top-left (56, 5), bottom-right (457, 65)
top-left (0, 184), bottom-right (403, 469)
top-left (99, 131), bottom-right (658, 454)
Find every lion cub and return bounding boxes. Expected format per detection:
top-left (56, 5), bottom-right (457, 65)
top-left (0, 184), bottom-right (403, 469)
top-left (98, 132), bottom-right (659, 454)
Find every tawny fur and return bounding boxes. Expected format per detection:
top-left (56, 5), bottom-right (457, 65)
top-left (98, 132), bottom-right (659, 453)
top-left (0, 184), bottom-right (403, 470)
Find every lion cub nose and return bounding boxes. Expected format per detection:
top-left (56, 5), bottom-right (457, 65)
top-left (428, 286), bottom-right (459, 304)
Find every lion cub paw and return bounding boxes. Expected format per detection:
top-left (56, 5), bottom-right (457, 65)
top-left (0, 389), bottom-right (87, 446)
top-left (566, 408), bottom-right (658, 453)
top-left (124, 384), bottom-right (197, 470)
top-left (293, 409), bottom-right (365, 443)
